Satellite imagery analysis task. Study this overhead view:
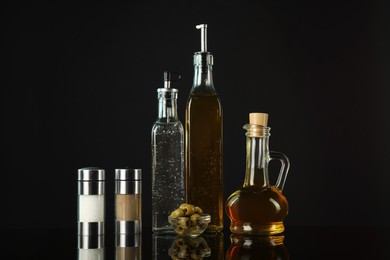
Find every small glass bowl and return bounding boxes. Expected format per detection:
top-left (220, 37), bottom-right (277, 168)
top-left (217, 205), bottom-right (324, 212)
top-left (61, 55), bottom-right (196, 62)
top-left (168, 214), bottom-right (211, 236)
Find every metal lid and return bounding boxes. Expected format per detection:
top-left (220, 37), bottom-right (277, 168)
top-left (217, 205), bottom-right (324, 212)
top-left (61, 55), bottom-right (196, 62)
top-left (78, 167), bottom-right (105, 181)
top-left (115, 169), bottom-right (142, 181)
top-left (194, 52), bottom-right (214, 66)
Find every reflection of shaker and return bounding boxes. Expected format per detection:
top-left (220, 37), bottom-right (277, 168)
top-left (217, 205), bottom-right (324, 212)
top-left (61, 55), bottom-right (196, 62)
top-left (78, 167), bottom-right (105, 249)
top-left (116, 234), bottom-right (142, 260)
top-left (115, 168), bottom-right (142, 234)
top-left (78, 248), bottom-right (105, 260)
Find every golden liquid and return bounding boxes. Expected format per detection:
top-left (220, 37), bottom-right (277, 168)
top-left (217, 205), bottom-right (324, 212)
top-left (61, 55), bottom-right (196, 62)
top-left (226, 185), bottom-right (288, 235)
top-left (186, 93), bottom-right (223, 232)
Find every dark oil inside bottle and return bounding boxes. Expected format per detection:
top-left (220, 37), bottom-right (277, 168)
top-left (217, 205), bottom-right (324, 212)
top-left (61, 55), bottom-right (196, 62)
top-left (226, 184), bottom-right (288, 235)
top-left (186, 92), bottom-right (223, 232)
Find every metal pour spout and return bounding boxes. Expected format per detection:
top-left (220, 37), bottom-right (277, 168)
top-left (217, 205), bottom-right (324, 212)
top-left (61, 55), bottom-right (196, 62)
top-left (163, 71), bottom-right (181, 89)
top-left (196, 24), bottom-right (208, 52)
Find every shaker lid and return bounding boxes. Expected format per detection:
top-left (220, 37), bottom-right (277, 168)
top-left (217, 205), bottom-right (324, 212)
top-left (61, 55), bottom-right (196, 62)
top-left (115, 168), bottom-right (142, 181)
top-left (78, 167), bottom-right (105, 181)
top-left (249, 113), bottom-right (268, 126)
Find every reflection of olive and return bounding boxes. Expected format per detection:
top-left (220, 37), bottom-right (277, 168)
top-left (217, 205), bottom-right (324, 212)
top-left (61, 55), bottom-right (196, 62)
top-left (170, 237), bottom-right (210, 260)
top-left (190, 237), bottom-right (202, 247)
top-left (175, 237), bottom-right (185, 247)
top-left (178, 245), bottom-right (190, 258)
top-left (171, 208), bottom-right (184, 218)
top-left (191, 251), bottom-right (202, 259)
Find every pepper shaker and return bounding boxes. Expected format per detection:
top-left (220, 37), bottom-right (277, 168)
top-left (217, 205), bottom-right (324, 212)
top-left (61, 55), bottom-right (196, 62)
top-left (115, 168), bottom-right (142, 234)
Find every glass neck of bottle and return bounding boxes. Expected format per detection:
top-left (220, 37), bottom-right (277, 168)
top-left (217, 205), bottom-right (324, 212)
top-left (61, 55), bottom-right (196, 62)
top-left (244, 135), bottom-right (270, 188)
top-left (193, 65), bottom-right (214, 89)
top-left (158, 97), bottom-right (178, 122)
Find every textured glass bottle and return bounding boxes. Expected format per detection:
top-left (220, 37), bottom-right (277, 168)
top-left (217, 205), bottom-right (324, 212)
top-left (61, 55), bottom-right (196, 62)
top-left (186, 24), bottom-right (223, 233)
top-left (152, 72), bottom-right (185, 234)
top-left (225, 113), bottom-right (290, 235)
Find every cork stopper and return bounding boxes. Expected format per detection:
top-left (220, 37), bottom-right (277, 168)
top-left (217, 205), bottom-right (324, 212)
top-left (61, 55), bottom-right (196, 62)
top-left (249, 113), bottom-right (268, 126)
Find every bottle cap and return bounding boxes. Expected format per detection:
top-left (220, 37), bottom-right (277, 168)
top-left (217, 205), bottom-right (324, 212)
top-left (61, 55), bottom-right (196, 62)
top-left (249, 113), bottom-right (268, 126)
top-left (78, 167), bottom-right (105, 181)
top-left (194, 24), bottom-right (213, 66)
top-left (115, 168), bottom-right (142, 195)
top-left (196, 24), bottom-right (208, 52)
top-left (115, 169), bottom-right (142, 181)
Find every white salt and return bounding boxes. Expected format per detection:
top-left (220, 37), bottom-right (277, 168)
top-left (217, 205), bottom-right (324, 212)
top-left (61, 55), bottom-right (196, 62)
top-left (78, 195), bottom-right (104, 222)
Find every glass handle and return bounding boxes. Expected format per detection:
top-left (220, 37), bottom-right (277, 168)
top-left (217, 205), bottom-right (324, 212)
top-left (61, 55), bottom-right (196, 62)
top-left (269, 151), bottom-right (290, 192)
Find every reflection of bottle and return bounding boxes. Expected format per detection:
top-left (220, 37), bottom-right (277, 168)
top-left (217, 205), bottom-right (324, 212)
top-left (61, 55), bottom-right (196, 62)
top-left (152, 234), bottom-right (177, 260)
top-left (116, 234), bottom-right (142, 260)
top-left (186, 24), bottom-right (223, 233)
top-left (168, 237), bottom-right (211, 259)
top-left (225, 234), bottom-right (289, 260)
top-left (202, 233), bottom-right (224, 260)
top-left (152, 72), bottom-right (185, 234)
top-left (225, 113), bottom-right (290, 235)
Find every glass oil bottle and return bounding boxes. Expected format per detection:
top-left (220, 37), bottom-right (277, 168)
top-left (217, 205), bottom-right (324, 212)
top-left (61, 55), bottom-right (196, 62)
top-left (185, 24), bottom-right (223, 233)
top-left (225, 113), bottom-right (290, 235)
top-left (152, 72), bottom-right (185, 234)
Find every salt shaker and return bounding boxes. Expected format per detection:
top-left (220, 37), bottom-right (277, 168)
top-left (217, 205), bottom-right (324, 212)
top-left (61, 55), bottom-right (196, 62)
top-left (115, 168), bottom-right (142, 234)
top-left (78, 167), bottom-right (105, 237)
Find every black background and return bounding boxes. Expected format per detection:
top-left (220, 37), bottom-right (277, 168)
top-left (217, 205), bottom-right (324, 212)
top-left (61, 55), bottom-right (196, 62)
top-left (4, 1), bottom-right (390, 233)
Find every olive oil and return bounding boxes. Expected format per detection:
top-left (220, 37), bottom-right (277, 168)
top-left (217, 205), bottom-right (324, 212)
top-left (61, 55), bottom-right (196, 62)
top-left (185, 24), bottom-right (223, 233)
top-left (186, 93), bottom-right (223, 232)
top-left (226, 185), bottom-right (288, 235)
top-left (225, 113), bottom-right (290, 235)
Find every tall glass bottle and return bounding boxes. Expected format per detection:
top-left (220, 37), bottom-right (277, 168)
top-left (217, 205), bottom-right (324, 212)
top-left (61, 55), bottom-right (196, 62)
top-left (185, 24), bottom-right (223, 233)
top-left (152, 72), bottom-right (185, 234)
top-left (225, 113), bottom-right (290, 235)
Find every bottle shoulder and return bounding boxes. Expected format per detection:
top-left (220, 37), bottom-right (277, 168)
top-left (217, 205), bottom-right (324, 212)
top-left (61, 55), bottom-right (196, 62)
top-left (152, 120), bottom-right (184, 132)
top-left (186, 92), bottom-right (222, 112)
top-left (228, 186), bottom-right (287, 201)
top-left (189, 85), bottom-right (219, 96)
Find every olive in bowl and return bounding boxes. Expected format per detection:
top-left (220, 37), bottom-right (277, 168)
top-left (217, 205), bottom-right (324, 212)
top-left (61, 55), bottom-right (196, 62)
top-left (168, 204), bottom-right (211, 236)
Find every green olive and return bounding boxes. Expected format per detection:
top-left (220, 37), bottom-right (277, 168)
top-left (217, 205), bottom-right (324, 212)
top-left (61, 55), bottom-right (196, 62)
top-left (170, 208), bottom-right (184, 218)
top-left (194, 207), bottom-right (203, 215)
top-left (175, 226), bottom-right (185, 235)
top-left (178, 217), bottom-right (191, 229)
top-left (190, 213), bottom-right (201, 223)
top-left (180, 204), bottom-right (196, 216)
